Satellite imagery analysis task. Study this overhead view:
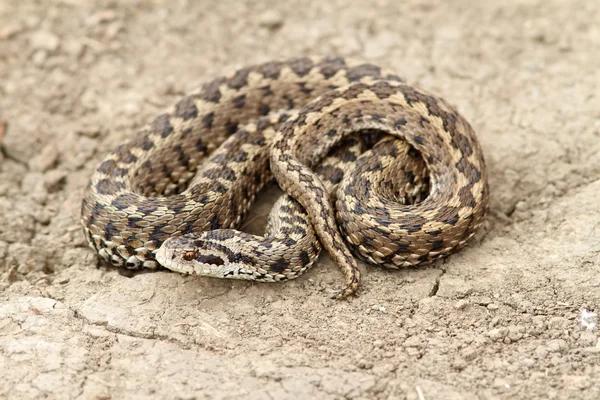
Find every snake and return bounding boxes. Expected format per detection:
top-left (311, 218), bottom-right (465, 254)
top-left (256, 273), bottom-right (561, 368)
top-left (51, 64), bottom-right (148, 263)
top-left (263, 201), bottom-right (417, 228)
top-left (80, 56), bottom-right (489, 298)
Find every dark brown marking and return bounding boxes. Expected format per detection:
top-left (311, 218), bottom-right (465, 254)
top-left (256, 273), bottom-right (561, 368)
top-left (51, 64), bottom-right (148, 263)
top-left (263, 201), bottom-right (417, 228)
top-left (204, 166), bottom-right (236, 182)
top-left (233, 94), bottom-right (246, 109)
top-left (135, 200), bottom-right (157, 214)
top-left (96, 179), bottom-right (125, 195)
top-left (394, 117), bottom-right (408, 128)
top-left (256, 117), bottom-right (271, 131)
top-left (98, 160), bottom-right (117, 174)
top-left (319, 57), bottom-right (346, 79)
top-left (151, 114), bottom-right (174, 138)
top-left (181, 128), bottom-right (193, 138)
top-left (201, 77), bottom-right (226, 102)
top-left (269, 257), bottom-right (290, 273)
top-left (316, 165), bottom-right (344, 185)
top-left (282, 237), bottom-right (297, 246)
top-left (228, 67), bottom-right (252, 90)
top-left (457, 185), bottom-right (477, 208)
top-left (371, 81), bottom-right (398, 100)
top-left (400, 215), bottom-right (429, 233)
top-left (259, 103), bottom-right (270, 116)
top-left (289, 57), bottom-right (314, 77)
top-left (133, 130), bottom-right (154, 151)
top-left (385, 73), bottom-right (405, 82)
top-left (175, 97), bottom-right (199, 120)
top-left (347, 64), bottom-right (381, 81)
top-left (431, 240), bottom-right (444, 250)
top-left (297, 82), bottom-right (313, 95)
top-left (196, 254), bottom-right (225, 266)
top-left (261, 85), bottom-right (274, 96)
top-left (230, 150), bottom-right (248, 163)
top-left (196, 138), bottom-right (207, 152)
top-left (436, 206), bottom-right (460, 225)
top-left (299, 251), bottom-right (310, 265)
top-left (202, 112), bottom-right (214, 129)
top-left (114, 145), bottom-right (137, 164)
top-left (110, 194), bottom-right (134, 211)
top-left (225, 121), bottom-right (238, 135)
top-left (260, 61), bottom-right (282, 79)
top-left (249, 134), bottom-right (266, 146)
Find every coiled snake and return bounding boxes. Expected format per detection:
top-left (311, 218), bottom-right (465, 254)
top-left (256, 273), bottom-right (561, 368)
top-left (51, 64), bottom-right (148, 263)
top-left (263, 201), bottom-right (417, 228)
top-left (81, 56), bottom-right (489, 298)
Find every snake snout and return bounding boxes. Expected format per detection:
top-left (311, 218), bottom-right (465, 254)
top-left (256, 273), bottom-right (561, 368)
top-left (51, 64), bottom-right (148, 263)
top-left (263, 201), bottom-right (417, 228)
top-left (155, 243), bottom-right (175, 269)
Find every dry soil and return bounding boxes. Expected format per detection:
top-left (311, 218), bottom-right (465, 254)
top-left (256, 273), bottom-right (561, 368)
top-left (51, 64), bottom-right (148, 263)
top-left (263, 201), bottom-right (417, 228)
top-left (0, 0), bottom-right (599, 399)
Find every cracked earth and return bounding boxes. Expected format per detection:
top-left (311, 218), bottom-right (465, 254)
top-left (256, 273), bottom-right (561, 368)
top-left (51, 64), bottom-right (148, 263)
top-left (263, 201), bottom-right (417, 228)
top-left (0, 0), bottom-right (599, 399)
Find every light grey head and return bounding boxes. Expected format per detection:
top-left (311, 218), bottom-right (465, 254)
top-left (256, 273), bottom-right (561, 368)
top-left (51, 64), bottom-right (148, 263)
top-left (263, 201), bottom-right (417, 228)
top-left (154, 234), bottom-right (259, 281)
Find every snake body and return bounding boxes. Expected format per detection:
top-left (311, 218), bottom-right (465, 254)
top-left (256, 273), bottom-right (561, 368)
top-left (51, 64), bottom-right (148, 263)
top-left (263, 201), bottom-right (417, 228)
top-left (81, 56), bottom-right (488, 297)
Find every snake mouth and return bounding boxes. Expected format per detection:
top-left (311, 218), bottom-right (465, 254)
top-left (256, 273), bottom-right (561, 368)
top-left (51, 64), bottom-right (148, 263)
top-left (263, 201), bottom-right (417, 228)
top-left (154, 246), bottom-right (175, 269)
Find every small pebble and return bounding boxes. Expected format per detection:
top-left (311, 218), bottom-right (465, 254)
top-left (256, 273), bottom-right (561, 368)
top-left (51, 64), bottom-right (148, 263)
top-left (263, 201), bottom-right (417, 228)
top-left (452, 357), bottom-right (467, 370)
top-left (493, 378), bottom-right (510, 389)
top-left (577, 331), bottom-right (596, 347)
top-left (371, 304), bottom-right (386, 312)
top-left (0, 24), bottom-right (22, 40)
top-left (86, 10), bottom-right (119, 25)
top-left (532, 316), bottom-right (546, 329)
top-left (29, 145), bottom-right (59, 172)
top-left (454, 299), bottom-right (468, 310)
top-left (63, 39), bottom-right (85, 58)
top-left (548, 316), bottom-right (568, 329)
top-left (259, 10), bottom-right (284, 30)
top-left (403, 335), bottom-right (421, 348)
top-left (21, 172), bottom-right (47, 204)
top-left (8, 242), bottom-right (49, 274)
top-left (44, 170), bottom-right (67, 193)
top-left (582, 346), bottom-right (600, 354)
top-left (535, 345), bottom-right (548, 359)
top-left (32, 50), bottom-right (48, 66)
top-left (461, 346), bottom-right (478, 361)
top-left (487, 327), bottom-right (508, 341)
top-left (29, 30), bottom-right (60, 52)
top-left (479, 296), bottom-right (492, 305)
top-left (507, 326), bottom-right (524, 342)
top-left (562, 375), bottom-right (591, 390)
top-left (547, 339), bottom-right (567, 353)
top-left (521, 358), bottom-right (535, 366)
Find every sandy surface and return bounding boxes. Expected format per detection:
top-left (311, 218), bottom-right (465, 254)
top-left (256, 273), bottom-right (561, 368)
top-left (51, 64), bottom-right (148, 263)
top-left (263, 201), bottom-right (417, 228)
top-left (1, 0), bottom-right (599, 399)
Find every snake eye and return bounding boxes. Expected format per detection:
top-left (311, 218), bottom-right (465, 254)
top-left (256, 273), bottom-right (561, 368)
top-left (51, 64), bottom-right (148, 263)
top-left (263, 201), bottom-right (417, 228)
top-left (183, 250), bottom-right (197, 261)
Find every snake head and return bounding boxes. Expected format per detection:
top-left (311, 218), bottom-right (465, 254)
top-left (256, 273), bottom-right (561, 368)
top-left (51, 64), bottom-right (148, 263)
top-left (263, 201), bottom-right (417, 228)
top-left (155, 233), bottom-right (259, 280)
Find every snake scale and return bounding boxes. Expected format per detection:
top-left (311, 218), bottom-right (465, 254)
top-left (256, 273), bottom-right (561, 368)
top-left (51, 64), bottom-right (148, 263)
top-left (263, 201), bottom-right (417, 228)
top-left (81, 56), bottom-right (489, 298)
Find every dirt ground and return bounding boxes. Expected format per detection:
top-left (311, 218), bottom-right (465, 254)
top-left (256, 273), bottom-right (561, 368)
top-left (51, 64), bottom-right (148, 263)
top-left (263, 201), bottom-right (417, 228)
top-left (1, 0), bottom-right (599, 399)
